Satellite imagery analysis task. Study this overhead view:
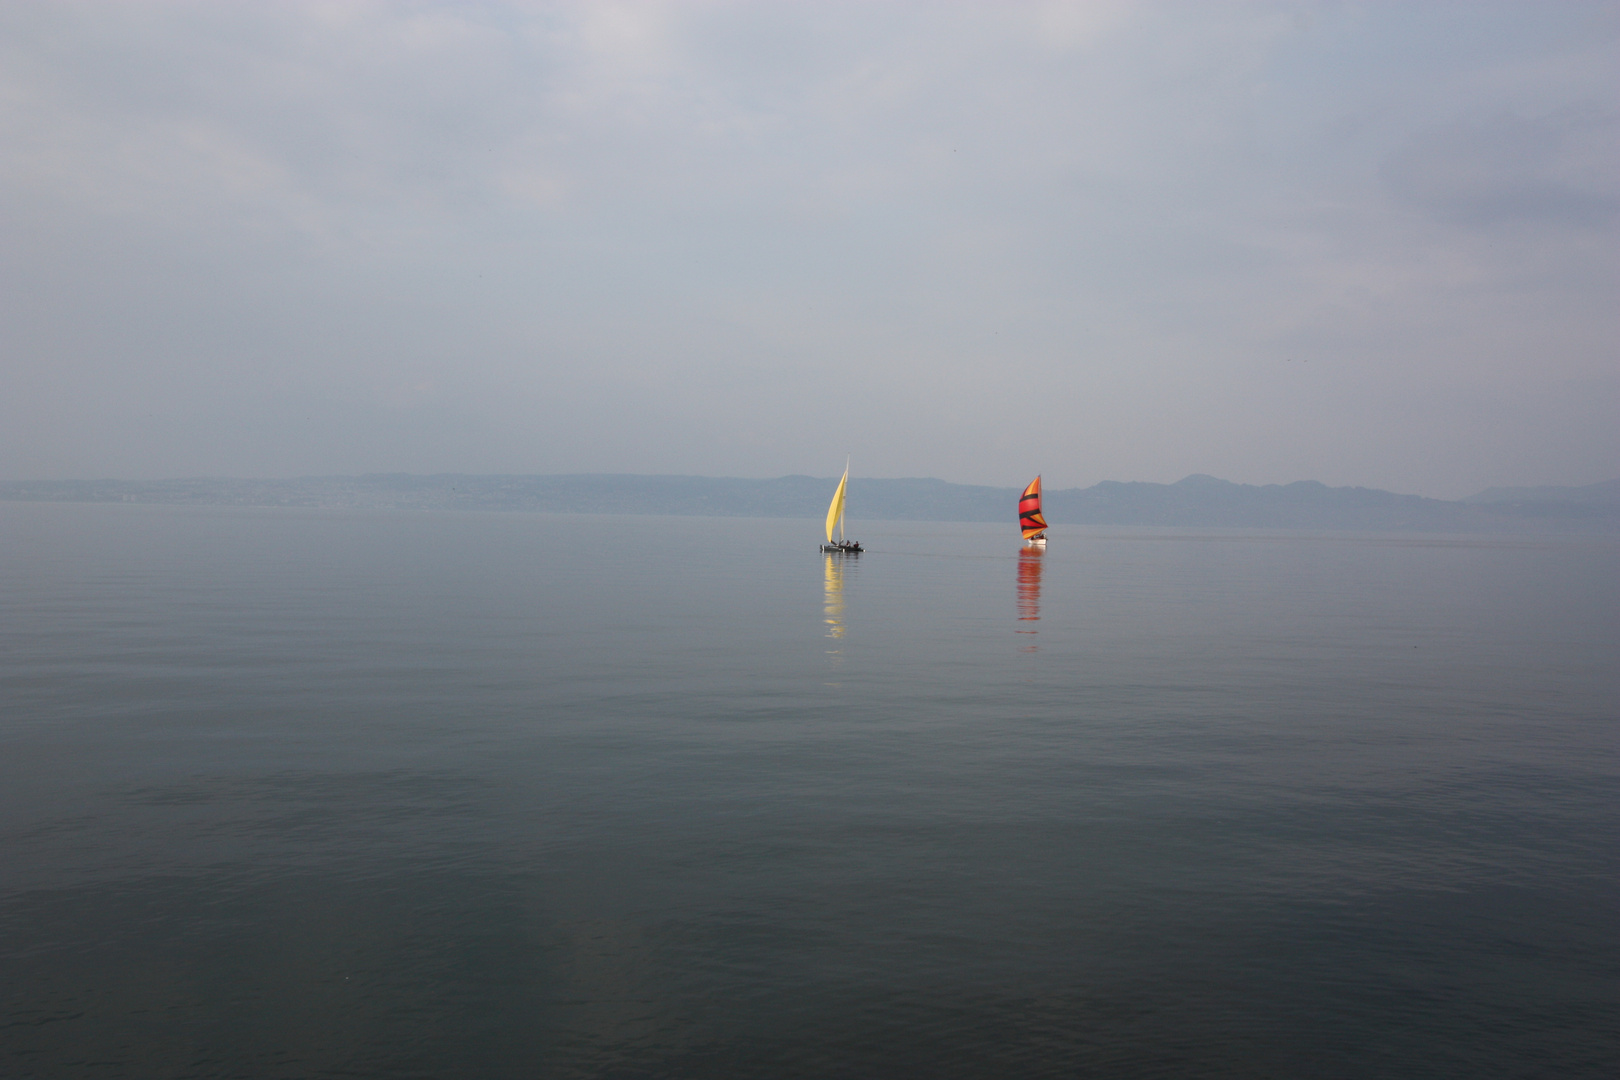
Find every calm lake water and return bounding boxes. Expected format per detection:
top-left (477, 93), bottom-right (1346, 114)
top-left (2, 502), bottom-right (1617, 1079)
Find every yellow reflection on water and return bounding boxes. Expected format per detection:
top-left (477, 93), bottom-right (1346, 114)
top-left (1016, 545), bottom-right (1043, 651)
top-left (823, 553), bottom-right (847, 641)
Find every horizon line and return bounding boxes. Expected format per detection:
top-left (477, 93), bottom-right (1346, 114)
top-left (3, 472), bottom-right (1616, 502)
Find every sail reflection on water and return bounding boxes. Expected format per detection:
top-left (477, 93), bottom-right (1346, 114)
top-left (823, 553), bottom-right (849, 641)
top-left (1016, 545), bottom-right (1043, 647)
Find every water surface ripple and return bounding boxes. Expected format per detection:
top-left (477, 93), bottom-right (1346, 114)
top-left (2, 504), bottom-right (1616, 1078)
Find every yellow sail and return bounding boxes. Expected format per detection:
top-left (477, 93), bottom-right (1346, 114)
top-left (824, 467), bottom-right (848, 543)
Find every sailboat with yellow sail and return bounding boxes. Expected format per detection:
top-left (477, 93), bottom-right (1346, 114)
top-left (1019, 475), bottom-right (1048, 546)
top-left (820, 459), bottom-right (862, 553)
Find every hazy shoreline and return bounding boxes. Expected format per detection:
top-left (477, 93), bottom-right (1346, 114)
top-left (4, 473), bottom-right (1616, 534)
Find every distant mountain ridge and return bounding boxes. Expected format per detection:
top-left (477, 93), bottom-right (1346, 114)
top-left (2, 473), bottom-right (1617, 533)
top-left (1459, 478), bottom-right (1620, 505)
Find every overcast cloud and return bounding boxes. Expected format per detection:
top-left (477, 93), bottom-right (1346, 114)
top-left (2, 1), bottom-right (1615, 497)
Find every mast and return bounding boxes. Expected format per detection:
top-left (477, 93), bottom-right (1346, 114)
top-left (840, 455), bottom-right (848, 542)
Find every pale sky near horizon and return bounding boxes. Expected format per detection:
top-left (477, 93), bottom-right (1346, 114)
top-left (2, 2), bottom-right (1615, 499)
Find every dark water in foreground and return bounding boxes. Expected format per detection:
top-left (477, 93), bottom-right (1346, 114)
top-left (2, 503), bottom-right (1616, 1079)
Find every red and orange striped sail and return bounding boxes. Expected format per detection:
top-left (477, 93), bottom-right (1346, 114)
top-left (1019, 476), bottom-right (1047, 539)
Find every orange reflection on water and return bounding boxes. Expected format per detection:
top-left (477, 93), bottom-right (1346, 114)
top-left (1016, 545), bottom-right (1043, 647)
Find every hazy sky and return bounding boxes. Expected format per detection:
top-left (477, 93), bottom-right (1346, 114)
top-left (2, 2), bottom-right (1615, 497)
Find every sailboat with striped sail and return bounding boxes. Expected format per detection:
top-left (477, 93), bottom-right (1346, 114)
top-left (821, 460), bottom-right (862, 553)
top-left (1019, 476), bottom-right (1048, 546)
